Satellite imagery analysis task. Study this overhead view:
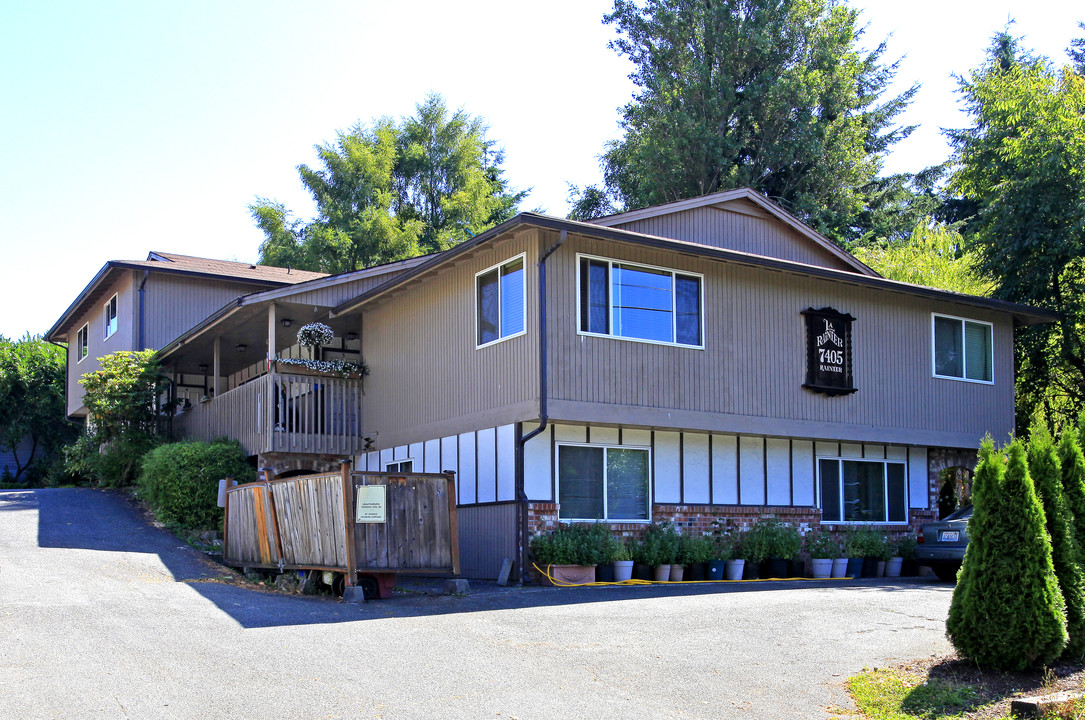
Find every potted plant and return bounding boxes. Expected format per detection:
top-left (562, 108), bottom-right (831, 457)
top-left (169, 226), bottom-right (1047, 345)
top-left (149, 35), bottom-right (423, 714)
top-left (896, 536), bottom-right (919, 577)
top-left (748, 517), bottom-right (799, 579)
top-left (641, 521), bottom-right (680, 581)
top-left (529, 523), bottom-right (605, 585)
top-left (804, 530), bottom-right (838, 579)
top-left (706, 533), bottom-right (728, 581)
top-left (594, 525), bottom-right (617, 582)
top-left (841, 528), bottom-right (864, 578)
top-left (611, 537), bottom-right (635, 582)
top-left (885, 540), bottom-right (902, 581)
top-left (680, 534), bottom-right (715, 582)
top-left (740, 520), bottom-right (775, 580)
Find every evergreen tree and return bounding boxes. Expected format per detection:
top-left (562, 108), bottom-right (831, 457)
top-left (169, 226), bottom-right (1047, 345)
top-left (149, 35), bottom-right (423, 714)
top-left (1058, 427), bottom-right (1085, 558)
top-left (586, 0), bottom-right (918, 245)
top-left (947, 438), bottom-right (1067, 669)
top-left (1029, 426), bottom-right (1085, 659)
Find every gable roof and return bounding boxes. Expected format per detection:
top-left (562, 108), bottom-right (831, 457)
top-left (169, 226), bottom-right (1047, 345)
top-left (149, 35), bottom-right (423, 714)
top-left (587, 188), bottom-right (877, 276)
top-left (329, 212), bottom-right (1058, 328)
top-left (47, 252), bottom-right (327, 341)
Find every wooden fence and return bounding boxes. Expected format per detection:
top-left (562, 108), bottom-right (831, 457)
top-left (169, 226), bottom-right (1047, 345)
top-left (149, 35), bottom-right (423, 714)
top-left (223, 464), bottom-right (459, 580)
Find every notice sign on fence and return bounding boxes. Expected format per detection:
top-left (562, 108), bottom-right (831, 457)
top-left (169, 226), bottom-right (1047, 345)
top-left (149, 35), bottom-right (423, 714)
top-left (355, 485), bottom-right (387, 523)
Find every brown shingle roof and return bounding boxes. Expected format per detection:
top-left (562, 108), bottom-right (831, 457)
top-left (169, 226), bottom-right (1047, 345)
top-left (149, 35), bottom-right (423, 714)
top-left (142, 251), bottom-right (326, 284)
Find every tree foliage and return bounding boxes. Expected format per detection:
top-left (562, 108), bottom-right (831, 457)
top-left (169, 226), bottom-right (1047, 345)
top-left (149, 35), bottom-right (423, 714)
top-left (577, 0), bottom-right (917, 244)
top-left (79, 350), bottom-right (166, 446)
top-left (1029, 426), bottom-right (1085, 660)
top-left (254, 94), bottom-right (524, 274)
top-left (947, 437), bottom-right (1067, 670)
top-left (947, 36), bottom-right (1085, 428)
top-left (852, 219), bottom-right (993, 295)
top-left (1065, 418), bottom-right (1085, 554)
top-left (0, 335), bottom-right (74, 482)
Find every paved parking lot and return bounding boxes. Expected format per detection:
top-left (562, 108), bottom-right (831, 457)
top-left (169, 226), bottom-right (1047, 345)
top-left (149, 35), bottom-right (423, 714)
top-left (0, 488), bottom-right (954, 719)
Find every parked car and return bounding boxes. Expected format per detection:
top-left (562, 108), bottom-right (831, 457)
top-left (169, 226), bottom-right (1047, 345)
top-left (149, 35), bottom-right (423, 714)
top-left (916, 505), bottom-right (972, 582)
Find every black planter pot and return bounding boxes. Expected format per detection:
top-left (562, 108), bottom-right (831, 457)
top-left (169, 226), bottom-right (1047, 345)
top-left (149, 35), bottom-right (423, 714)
top-left (633, 563), bottom-right (652, 581)
top-left (706, 560), bottom-right (726, 580)
top-left (901, 559), bottom-right (919, 577)
top-left (789, 559), bottom-right (805, 578)
top-left (686, 563), bottom-right (706, 582)
top-left (596, 563), bottom-right (615, 583)
top-left (861, 557), bottom-right (879, 578)
top-left (845, 557), bottom-right (863, 578)
top-left (743, 560), bottom-right (761, 580)
top-left (761, 558), bottom-right (789, 579)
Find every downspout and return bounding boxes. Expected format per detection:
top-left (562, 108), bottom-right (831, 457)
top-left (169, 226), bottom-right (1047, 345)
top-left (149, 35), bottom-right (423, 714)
top-left (138, 270), bottom-right (149, 351)
top-left (515, 229), bottom-right (566, 585)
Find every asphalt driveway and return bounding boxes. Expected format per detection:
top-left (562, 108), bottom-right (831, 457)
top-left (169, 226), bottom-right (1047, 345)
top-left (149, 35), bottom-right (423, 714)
top-left (0, 488), bottom-right (953, 719)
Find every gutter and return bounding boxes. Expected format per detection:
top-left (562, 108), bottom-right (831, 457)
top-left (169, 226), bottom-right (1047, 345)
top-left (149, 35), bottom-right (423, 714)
top-left (514, 230), bottom-right (567, 585)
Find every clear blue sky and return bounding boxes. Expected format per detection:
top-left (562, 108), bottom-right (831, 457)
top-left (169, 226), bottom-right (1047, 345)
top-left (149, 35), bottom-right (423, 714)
top-left (2, 1), bottom-right (1082, 340)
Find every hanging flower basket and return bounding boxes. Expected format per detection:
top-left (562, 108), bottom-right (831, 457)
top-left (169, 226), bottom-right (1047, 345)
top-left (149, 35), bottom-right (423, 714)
top-left (297, 322), bottom-right (335, 347)
top-left (274, 357), bottom-right (369, 379)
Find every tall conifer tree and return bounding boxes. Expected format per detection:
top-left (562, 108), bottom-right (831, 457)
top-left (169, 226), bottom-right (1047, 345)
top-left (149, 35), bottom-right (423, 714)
top-left (1030, 426), bottom-right (1085, 659)
top-left (948, 438), bottom-right (1067, 669)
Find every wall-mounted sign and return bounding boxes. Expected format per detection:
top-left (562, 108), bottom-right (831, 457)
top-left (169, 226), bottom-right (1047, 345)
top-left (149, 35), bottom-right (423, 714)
top-left (801, 307), bottom-right (856, 396)
top-left (355, 485), bottom-right (387, 523)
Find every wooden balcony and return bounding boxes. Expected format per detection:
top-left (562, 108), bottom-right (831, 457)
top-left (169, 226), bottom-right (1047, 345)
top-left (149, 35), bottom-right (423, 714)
top-left (173, 369), bottom-right (365, 457)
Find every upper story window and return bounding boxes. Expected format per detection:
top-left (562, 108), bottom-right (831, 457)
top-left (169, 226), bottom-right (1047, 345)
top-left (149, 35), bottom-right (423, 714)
top-left (476, 255), bottom-right (526, 348)
top-left (818, 458), bottom-right (907, 524)
top-left (104, 294), bottom-right (118, 339)
top-left (932, 313), bottom-right (993, 383)
top-left (578, 254), bottom-right (703, 348)
top-left (76, 323), bottom-right (89, 363)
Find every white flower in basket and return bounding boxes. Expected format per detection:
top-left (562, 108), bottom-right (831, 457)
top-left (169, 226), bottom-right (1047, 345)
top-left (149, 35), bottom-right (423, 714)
top-left (297, 322), bottom-right (335, 347)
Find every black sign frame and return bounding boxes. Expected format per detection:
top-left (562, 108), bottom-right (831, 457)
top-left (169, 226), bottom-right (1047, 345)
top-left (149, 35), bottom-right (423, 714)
top-left (801, 307), bottom-right (856, 396)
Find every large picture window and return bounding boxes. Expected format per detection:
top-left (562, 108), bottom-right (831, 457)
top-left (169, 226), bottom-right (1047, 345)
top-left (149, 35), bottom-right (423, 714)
top-left (578, 255), bottom-right (702, 348)
top-left (557, 444), bottom-right (650, 521)
top-left (818, 458), bottom-right (907, 524)
top-left (933, 314), bottom-right (993, 383)
top-left (476, 255), bottom-right (525, 347)
top-left (104, 294), bottom-right (118, 339)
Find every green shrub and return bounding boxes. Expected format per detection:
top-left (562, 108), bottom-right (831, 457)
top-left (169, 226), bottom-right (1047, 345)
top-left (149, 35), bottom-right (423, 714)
top-left (138, 440), bottom-right (254, 529)
top-left (947, 437), bottom-right (1067, 670)
top-left (742, 517), bottom-right (801, 561)
top-left (530, 523), bottom-right (610, 566)
top-left (64, 432), bottom-right (157, 487)
top-left (1030, 426), bottom-right (1085, 660)
top-left (636, 521), bottom-right (680, 566)
top-left (895, 536), bottom-right (917, 561)
top-left (678, 534), bottom-right (715, 565)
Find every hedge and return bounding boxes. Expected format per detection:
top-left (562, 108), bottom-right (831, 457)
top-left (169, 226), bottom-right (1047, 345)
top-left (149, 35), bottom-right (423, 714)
top-left (137, 440), bottom-right (254, 528)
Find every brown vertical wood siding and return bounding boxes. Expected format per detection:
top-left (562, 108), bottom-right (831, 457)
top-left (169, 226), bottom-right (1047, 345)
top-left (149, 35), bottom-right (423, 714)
top-left (609, 205), bottom-right (857, 271)
top-left (358, 231), bottom-right (541, 446)
top-left (65, 271), bottom-right (138, 416)
top-left (546, 235), bottom-right (1015, 445)
top-left (143, 274), bottom-right (271, 351)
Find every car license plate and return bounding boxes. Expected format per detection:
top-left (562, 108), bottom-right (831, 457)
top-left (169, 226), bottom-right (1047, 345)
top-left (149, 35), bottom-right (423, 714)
top-left (939, 530), bottom-right (959, 542)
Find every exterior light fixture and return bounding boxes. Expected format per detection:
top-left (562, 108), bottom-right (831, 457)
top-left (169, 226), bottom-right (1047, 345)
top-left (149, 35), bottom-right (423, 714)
top-left (198, 364), bottom-right (208, 373)
top-left (236, 344), bottom-right (247, 353)
top-left (281, 319), bottom-right (293, 328)
top-left (346, 332), bottom-right (358, 341)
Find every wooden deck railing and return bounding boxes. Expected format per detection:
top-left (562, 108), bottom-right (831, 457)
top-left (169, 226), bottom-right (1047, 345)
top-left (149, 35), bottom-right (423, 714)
top-left (173, 370), bottom-right (365, 456)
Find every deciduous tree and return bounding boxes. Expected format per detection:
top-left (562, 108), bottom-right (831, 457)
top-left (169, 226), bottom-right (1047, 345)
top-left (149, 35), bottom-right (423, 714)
top-left (0, 335), bottom-right (73, 482)
top-left (852, 219), bottom-right (992, 295)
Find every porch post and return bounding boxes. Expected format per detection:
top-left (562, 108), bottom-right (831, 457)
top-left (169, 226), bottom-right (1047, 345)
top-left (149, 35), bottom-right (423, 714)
top-left (212, 336), bottom-right (221, 398)
top-left (267, 302), bottom-right (277, 370)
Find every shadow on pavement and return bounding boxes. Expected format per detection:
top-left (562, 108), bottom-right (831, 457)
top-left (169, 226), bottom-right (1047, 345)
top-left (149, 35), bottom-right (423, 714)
top-left (3, 487), bottom-right (954, 630)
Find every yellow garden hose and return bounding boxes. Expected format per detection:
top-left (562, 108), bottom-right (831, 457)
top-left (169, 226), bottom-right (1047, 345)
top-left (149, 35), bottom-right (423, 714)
top-left (533, 563), bottom-right (855, 587)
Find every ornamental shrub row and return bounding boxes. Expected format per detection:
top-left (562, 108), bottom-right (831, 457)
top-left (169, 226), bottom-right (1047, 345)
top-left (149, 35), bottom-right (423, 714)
top-left (947, 420), bottom-right (1085, 670)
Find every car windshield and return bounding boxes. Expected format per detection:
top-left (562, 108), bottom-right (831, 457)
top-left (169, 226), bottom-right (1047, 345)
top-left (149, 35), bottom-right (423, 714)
top-left (943, 505), bottom-right (973, 521)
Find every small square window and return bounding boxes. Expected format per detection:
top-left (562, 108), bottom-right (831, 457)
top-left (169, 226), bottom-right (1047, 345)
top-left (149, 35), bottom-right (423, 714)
top-left (476, 255), bottom-right (526, 347)
top-left (384, 460), bottom-right (414, 473)
top-left (104, 294), bottom-right (118, 339)
top-left (933, 314), bottom-right (992, 383)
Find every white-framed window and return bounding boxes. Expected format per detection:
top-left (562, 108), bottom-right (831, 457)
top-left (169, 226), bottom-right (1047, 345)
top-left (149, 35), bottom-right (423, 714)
top-left (384, 460), bottom-right (414, 473)
top-left (577, 254), bottom-right (703, 348)
top-left (476, 254), bottom-right (526, 348)
top-left (103, 294), bottom-right (118, 339)
top-left (76, 323), bottom-right (89, 363)
top-left (818, 458), bottom-right (907, 524)
top-left (932, 313), bottom-right (993, 383)
top-left (556, 442), bottom-right (651, 522)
